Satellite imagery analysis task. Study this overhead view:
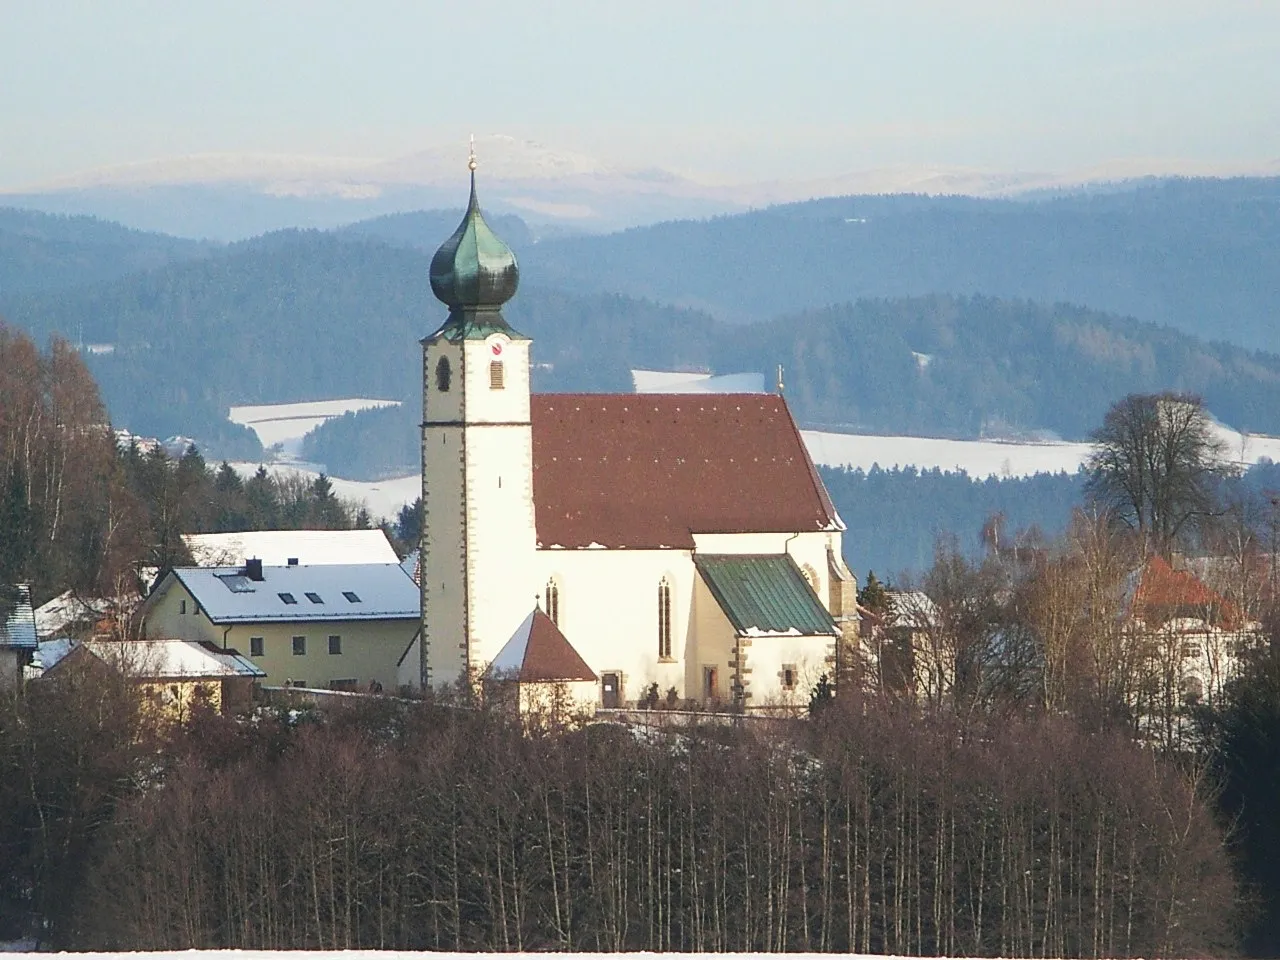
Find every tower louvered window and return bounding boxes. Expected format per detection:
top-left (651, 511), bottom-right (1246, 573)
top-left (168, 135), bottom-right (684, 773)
top-left (545, 579), bottom-right (560, 626)
top-left (436, 355), bottom-right (452, 392)
top-left (658, 578), bottom-right (672, 659)
top-left (490, 360), bottom-right (505, 390)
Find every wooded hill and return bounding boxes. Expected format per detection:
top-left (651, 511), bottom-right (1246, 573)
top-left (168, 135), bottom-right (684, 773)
top-left (524, 177), bottom-right (1280, 352)
top-left (7, 224), bottom-right (1280, 463)
top-left (0, 206), bottom-right (209, 297)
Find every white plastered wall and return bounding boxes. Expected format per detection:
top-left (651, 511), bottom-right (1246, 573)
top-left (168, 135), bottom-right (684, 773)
top-left (536, 548), bottom-right (690, 706)
top-left (422, 329), bottom-right (538, 690)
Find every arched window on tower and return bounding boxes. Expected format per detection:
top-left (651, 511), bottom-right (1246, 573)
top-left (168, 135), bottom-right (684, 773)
top-left (544, 579), bottom-right (560, 626)
top-left (657, 577), bottom-right (672, 660)
top-left (435, 356), bottom-right (451, 392)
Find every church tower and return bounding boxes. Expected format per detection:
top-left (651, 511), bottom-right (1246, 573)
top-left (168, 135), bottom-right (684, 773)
top-left (420, 154), bottom-right (537, 691)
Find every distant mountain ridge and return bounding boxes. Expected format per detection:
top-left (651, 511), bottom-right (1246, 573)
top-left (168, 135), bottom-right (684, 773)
top-left (6, 133), bottom-right (1278, 240)
top-left (0, 206), bottom-right (209, 296)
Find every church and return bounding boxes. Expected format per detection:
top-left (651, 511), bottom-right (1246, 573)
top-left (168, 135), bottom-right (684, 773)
top-left (411, 158), bottom-right (858, 710)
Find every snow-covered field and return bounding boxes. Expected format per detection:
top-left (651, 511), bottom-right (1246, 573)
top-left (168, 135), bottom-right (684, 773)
top-left (802, 431), bottom-right (1091, 478)
top-left (229, 461), bottom-right (419, 522)
top-left (229, 398), bottom-right (401, 455)
top-left (804, 420), bottom-right (1280, 478)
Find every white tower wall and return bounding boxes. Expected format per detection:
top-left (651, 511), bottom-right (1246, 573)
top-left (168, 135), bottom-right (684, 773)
top-left (421, 328), bottom-right (537, 690)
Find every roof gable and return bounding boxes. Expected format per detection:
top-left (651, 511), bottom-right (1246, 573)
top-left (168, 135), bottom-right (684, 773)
top-left (486, 609), bottom-right (598, 683)
top-left (695, 554), bottom-right (838, 637)
top-left (532, 394), bottom-right (841, 549)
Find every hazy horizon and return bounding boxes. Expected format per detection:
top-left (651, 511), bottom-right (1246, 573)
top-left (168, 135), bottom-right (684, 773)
top-left (4, 0), bottom-right (1280, 192)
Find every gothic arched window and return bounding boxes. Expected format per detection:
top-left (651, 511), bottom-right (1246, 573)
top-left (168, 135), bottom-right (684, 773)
top-left (801, 563), bottom-right (820, 594)
top-left (544, 579), bottom-right (560, 626)
top-left (435, 356), bottom-right (451, 392)
top-left (657, 578), bottom-right (672, 659)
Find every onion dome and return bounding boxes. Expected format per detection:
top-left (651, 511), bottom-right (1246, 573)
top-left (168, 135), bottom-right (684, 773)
top-left (429, 164), bottom-right (519, 310)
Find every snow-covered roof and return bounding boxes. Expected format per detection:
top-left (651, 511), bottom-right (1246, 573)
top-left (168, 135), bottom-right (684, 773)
top-left (158, 563), bottom-right (419, 623)
top-left (1, 585), bottom-right (37, 649)
top-left (32, 637), bottom-right (78, 671)
top-left (400, 548), bottom-right (421, 585)
top-left (84, 639), bottom-right (265, 679)
top-left (33, 590), bottom-right (110, 638)
top-left (886, 590), bottom-right (941, 629)
top-left (183, 529), bottom-right (399, 567)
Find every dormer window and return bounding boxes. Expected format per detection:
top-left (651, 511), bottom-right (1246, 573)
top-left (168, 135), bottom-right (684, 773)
top-left (436, 355), bottom-right (452, 392)
top-left (490, 360), bottom-right (505, 390)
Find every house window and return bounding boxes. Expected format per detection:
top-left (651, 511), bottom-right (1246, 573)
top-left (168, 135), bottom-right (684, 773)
top-left (658, 578), bottom-right (672, 660)
top-left (180, 599), bottom-right (186, 614)
top-left (305, 592), bottom-right (324, 604)
top-left (279, 592), bottom-right (297, 605)
top-left (328, 634), bottom-right (342, 655)
top-left (781, 663), bottom-right (798, 692)
top-left (292, 635), bottom-right (306, 656)
top-left (490, 360), bottom-right (505, 390)
top-left (250, 636), bottom-right (264, 657)
top-left (544, 579), bottom-right (560, 625)
top-left (288, 679), bottom-right (308, 689)
top-left (329, 678), bottom-right (358, 692)
top-left (343, 591), bottom-right (361, 603)
top-left (436, 355), bottom-right (452, 392)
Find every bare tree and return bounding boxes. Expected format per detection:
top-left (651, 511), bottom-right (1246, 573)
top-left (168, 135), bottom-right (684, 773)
top-left (1085, 393), bottom-right (1230, 556)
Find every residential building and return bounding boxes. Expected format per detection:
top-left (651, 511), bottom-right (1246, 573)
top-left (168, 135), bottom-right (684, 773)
top-left (141, 559), bottom-right (418, 691)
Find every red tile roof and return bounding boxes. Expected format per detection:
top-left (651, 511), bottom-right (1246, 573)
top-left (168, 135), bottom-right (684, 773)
top-left (531, 394), bottom-right (841, 549)
top-left (486, 609), bottom-right (598, 683)
top-left (1133, 555), bottom-right (1242, 629)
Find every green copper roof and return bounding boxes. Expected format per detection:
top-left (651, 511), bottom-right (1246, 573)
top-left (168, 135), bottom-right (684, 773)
top-left (429, 171), bottom-right (520, 310)
top-left (695, 555), bottom-right (837, 637)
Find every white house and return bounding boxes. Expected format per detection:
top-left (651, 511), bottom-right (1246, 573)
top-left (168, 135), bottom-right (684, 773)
top-left (410, 164), bottom-right (857, 710)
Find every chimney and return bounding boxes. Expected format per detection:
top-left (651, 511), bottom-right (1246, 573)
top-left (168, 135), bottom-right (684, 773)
top-left (245, 557), bottom-right (264, 581)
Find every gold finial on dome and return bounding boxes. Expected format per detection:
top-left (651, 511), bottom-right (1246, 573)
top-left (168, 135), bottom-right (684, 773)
top-left (468, 134), bottom-right (477, 172)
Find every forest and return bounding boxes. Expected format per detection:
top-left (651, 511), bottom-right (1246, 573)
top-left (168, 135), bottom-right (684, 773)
top-left (0, 687), bottom-right (1241, 956)
top-left (0, 321), bottom-right (382, 609)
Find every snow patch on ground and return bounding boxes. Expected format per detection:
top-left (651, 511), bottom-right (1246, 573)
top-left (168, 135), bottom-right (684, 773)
top-left (802, 430), bottom-right (1092, 478)
top-left (229, 398), bottom-right (401, 454)
top-left (229, 462), bottom-right (419, 523)
top-left (803, 422), bottom-right (1280, 479)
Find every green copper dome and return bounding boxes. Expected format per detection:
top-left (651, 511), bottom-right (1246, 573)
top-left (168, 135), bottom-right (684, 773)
top-left (429, 171), bottom-right (519, 309)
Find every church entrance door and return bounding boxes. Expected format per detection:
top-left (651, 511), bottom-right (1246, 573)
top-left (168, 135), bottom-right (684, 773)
top-left (601, 672), bottom-right (622, 709)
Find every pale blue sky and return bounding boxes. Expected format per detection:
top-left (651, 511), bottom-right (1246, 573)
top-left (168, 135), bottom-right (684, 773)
top-left (2, 0), bottom-right (1278, 188)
